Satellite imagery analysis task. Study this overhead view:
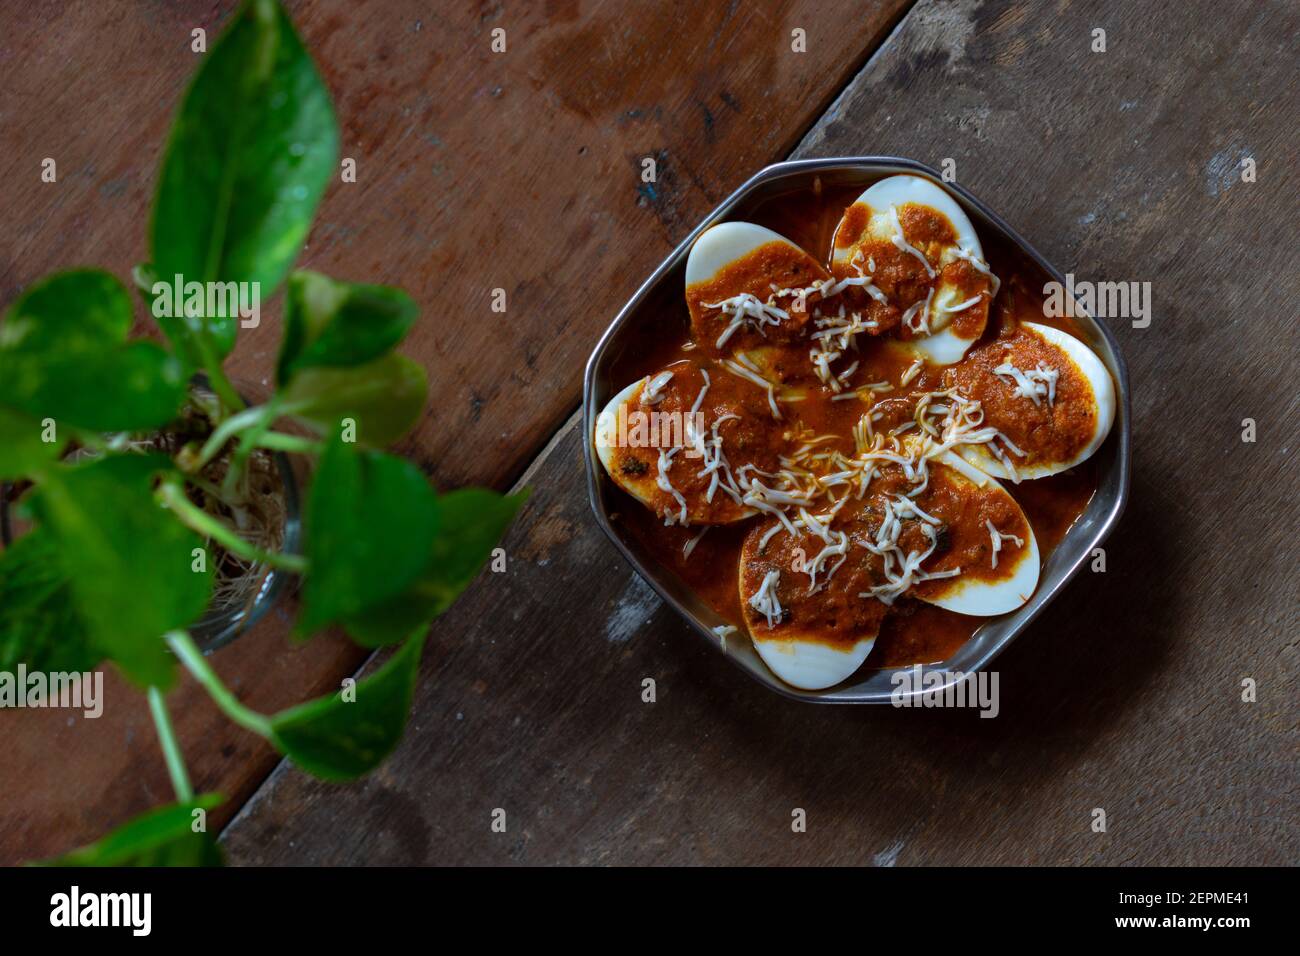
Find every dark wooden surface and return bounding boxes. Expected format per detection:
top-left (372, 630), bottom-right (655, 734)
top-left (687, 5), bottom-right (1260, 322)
top-left (0, 0), bottom-right (911, 862)
top-left (221, 0), bottom-right (1299, 865)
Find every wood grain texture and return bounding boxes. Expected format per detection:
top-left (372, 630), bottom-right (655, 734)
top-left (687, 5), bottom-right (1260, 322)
top-left (223, 0), bottom-right (1298, 866)
top-left (0, 0), bottom-right (911, 488)
top-left (0, 0), bottom-right (910, 862)
top-left (0, 611), bottom-right (368, 865)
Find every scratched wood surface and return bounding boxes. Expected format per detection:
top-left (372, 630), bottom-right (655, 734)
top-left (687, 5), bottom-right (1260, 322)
top-left (0, 1), bottom-right (911, 862)
top-left (223, 0), bottom-right (1298, 865)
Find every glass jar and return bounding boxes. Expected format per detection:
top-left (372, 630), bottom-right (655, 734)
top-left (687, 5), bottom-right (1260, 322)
top-left (0, 378), bottom-right (301, 655)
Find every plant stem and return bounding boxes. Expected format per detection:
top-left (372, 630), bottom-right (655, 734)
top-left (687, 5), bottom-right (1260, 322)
top-left (147, 686), bottom-right (194, 803)
top-left (184, 472), bottom-right (229, 504)
top-left (165, 631), bottom-right (274, 739)
top-left (223, 396), bottom-right (282, 497)
top-left (253, 432), bottom-right (321, 454)
top-left (194, 403), bottom-right (270, 471)
top-left (193, 329), bottom-right (244, 418)
top-left (158, 479), bottom-right (307, 573)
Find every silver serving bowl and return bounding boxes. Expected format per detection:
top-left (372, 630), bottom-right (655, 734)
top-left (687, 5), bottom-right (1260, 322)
top-left (583, 157), bottom-right (1131, 703)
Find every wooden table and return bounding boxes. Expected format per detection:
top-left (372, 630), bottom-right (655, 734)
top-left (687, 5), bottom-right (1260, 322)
top-left (2, 0), bottom-right (1295, 866)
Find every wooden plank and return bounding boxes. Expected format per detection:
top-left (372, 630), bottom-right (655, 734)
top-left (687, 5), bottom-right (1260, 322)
top-left (223, 0), bottom-right (1298, 865)
top-left (0, 0), bottom-right (911, 488)
top-left (1, 621), bottom-right (368, 865)
top-left (0, 0), bottom-right (910, 863)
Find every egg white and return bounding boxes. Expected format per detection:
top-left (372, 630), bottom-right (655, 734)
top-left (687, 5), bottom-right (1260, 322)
top-left (914, 452), bottom-right (1040, 617)
top-left (750, 634), bottom-right (876, 691)
top-left (832, 175), bottom-right (990, 366)
top-left (956, 322), bottom-right (1115, 480)
top-left (594, 375), bottom-right (760, 525)
top-left (594, 377), bottom-right (658, 510)
top-left (685, 221), bottom-right (810, 286)
top-left (738, 520), bottom-right (881, 690)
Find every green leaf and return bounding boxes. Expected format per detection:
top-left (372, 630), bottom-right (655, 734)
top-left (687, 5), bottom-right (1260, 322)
top-left (1, 269), bottom-right (132, 355)
top-left (282, 353), bottom-right (427, 446)
top-left (1, 342), bottom-right (188, 432)
top-left (0, 269), bottom-right (183, 431)
top-left (341, 488), bottom-right (526, 647)
top-left (270, 636), bottom-right (424, 780)
top-left (25, 455), bottom-right (214, 687)
top-left (297, 434), bottom-right (439, 637)
top-left (427, 489), bottom-right (526, 605)
top-left (141, 276), bottom-right (234, 370)
top-left (0, 405), bottom-right (61, 479)
top-left (149, 0), bottom-right (338, 359)
top-left (277, 271), bottom-right (418, 385)
top-left (36, 795), bottom-right (224, 866)
top-left (0, 531), bottom-right (100, 673)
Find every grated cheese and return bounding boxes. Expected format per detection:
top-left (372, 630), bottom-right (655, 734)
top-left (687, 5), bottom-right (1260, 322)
top-left (721, 358), bottom-right (782, 419)
top-left (656, 369), bottom-right (713, 525)
top-left (992, 359), bottom-right (1059, 407)
top-left (683, 526), bottom-right (709, 559)
top-left (889, 205), bottom-right (936, 278)
top-left (704, 292), bottom-right (789, 349)
top-left (641, 371), bottom-right (673, 405)
top-left (952, 245), bottom-right (1001, 297)
top-left (901, 286), bottom-right (935, 336)
top-left (655, 447), bottom-right (688, 525)
top-left (910, 387), bottom-right (1028, 483)
top-left (985, 519), bottom-right (1024, 569)
top-left (748, 569), bottom-right (784, 628)
top-left (855, 494), bottom-right (960, 604)
top-left (936, 294), bottom-right (983, 315)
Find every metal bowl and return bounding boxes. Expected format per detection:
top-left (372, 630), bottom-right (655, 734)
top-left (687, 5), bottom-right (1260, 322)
top-left (582, 157), bottom-right (1131, 703)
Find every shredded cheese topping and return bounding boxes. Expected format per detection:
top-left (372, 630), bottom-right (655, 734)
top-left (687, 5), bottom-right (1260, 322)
top-left (655, 446), bottom-right (688, 526)
top-left (889, 205), bottom-right (936, 278)
top-left (911, 387), bottom-right (1028, 483)
top-left (854, 494), bottom-right (960, 604)
top-left (993, 359), bottom-right (1058, 407)
top-left (985, 519), bottom-right (1024, 569)
top-left (809, 301), bottom-right (881, 390)
top-left (900, 357), bottom-right (924, 387)
top-left (901, 286), bottom-right (935, 336)
top-left (704, 292), bottom-right (789, 349)
top-left (748, 569), bottom-right (783, 628)
top-left (641, 371), bottom-right (673, 404)
top-left (736, 368), bottom-right (1037, 614)
top-left (952, 245), bottom-right (1001, 297)
top-left (656, 369), bottom-right (714, 525)
top-left (721, 356), bottom-right (782, 419)
top-left (936, 294), bottom-right (983, 315)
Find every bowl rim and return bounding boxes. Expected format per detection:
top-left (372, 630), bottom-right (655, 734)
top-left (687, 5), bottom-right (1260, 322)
top-left (582, 156), bottom-right (1132, 704)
